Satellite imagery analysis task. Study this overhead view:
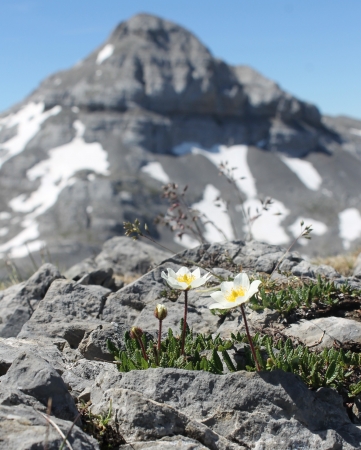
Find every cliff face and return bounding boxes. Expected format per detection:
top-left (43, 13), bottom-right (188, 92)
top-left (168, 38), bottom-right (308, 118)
top-left (0, 13), bottom-right (361, 271)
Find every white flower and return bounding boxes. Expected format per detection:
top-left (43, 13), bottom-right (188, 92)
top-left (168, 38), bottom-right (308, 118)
top-left (161, 266), bottom-right (212, 291)
top-left (209, 273), bottom-right (261, 310)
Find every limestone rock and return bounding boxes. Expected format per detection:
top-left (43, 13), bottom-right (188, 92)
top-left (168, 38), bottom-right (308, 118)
top-left (65, 236), bottom-right (171, 284)
top-left (1, 351), bottom-right (79, 422)
top-left (78, 322), bottom-right (128, 361)
top-left (0, 404), bottom-right (99, 450)
top-left (63, 358), bottom-right (119, 401)
top-left (90, 367), bottom-right (361, 450)
top-left (18, 279), bottom-right (110, 347)
top-left (284, 316), bottom-right (361, 349)
top-left (0, 336), bottom-right (67, 375)
top-left (0, 263), bottom-right (63, 338)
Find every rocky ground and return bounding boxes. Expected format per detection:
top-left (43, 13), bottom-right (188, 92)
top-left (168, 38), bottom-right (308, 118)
top-left (1, 237), bottom-right (361, 449)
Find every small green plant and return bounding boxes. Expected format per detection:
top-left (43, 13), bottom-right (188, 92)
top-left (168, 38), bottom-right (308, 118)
top-left (107, 321), bottom-right (233, 374)
top-left (79, 400), bottom-right (125, 449)
top-left (232, 332), bottom-right (361, 397)
top-left (249, 275), bottom-right (361, 317)
top-left (107, 326), bottom-right (361, 399)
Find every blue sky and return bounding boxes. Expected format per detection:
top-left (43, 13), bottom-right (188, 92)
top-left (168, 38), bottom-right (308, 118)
top-left (1, 0), bottom-right (360, 118)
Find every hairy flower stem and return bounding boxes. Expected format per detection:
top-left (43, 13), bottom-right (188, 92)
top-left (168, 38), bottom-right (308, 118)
top-left (136, 337), bottom-right (148, 361)
top-left (181, 290), bottom-right (188, 355)
top-left (240, 305), bottom-right (261, 371)
top-left (158, 320), bottom-right (162, 353)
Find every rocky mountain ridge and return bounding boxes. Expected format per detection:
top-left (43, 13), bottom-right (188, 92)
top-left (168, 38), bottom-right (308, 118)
top-left (0, 13), bottom-right (361, 274)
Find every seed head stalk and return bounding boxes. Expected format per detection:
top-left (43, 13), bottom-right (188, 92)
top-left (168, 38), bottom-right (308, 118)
top-left (181, 290), bottom-right (188, 355)
top-left (158, 319), bottom-right (162, 353)
top-left (240, 304), bottom-right (261, 371)
top-left (138, 337), bottom-right (148, 361)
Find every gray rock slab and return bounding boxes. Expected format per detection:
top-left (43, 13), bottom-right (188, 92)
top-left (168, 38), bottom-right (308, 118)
top-left (65, 236), bottom-right (171, 280)
top-left (248, 307), bottom-right (280, 330)
top-left (0, 336), bottom-right (67, 375)
top-left (0, 263), bottom-right (63, 338)
top-left (78, 322), bottom-right (128, 361)
top-left (90, 367), bottom-right (361, 450)
top-left (119, 436), bottom-right (209, 449)
top-left (62, 358), bottom-right (119, 400)
top-left (291, 260), bottom-right (340, 279)
top-left (0, 404), bottom-right (99, 450)
top-left (18, 279), bottom-right (110, 347)
top-left (1, 351), bottom-right (79, 422)
top-left (284, 316), bottom-right (361, 349)
top-left (92, 387), bottom-right (243, 450)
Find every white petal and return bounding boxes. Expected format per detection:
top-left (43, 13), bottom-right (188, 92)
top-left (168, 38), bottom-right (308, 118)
top-left (191, 268), bottom-right (201, 279)
top-left (235, 296), bottom-right (250, 306)
top-left (177, 266), bottom-right (190, 276)
top-left (190, 277), bottom-right (208, 288)
top-left (167, 268), bottom-right (177, 278)
top-left (234, 273), bottom-right (250, 290)
top-left (166, 278), bottom-right (187, 290)
top-left (161, 271), bottom-right (168, 280)
top-left (247, 280), bottom-right (262, 299)
top-left (220, 281), bottom-right (234, 295)
top-left (209, 302), bottom-right (236, 310)
top-left (210, 291), bottom-right (228, 303)
top-left (204, 272), bottom-right (213, 281)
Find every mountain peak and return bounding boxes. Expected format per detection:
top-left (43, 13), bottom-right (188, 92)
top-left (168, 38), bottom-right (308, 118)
top-left (111, 13), bottom-right (184, 37)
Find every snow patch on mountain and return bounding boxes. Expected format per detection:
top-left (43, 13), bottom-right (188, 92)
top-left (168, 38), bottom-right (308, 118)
top-left (141, 161), bottom-right (170, 183)
top-left (280, 155), bottom-right (322, 191)
top-left (339, 208), bottom-right (361, 250)
top-left (96, 44), bottom-right (114, 64)
top-left (9, 120), bottom-right (109, 216)
top-left (350, 128), bottom-right (361, 137)
top-left (0, 221), bottom-right (44, 259)
top-left (173, 143), bottom-right (257, 198)
top-left (1, 120), bottom-right (109, 258)
top-left (191, 184), bottom-right (234, 242)
top-left (242, 198), bottom-right (290, 245)
top-left (0, 102), bottom-right (61, 169)
top-left (173, 143), bottom-right (292, 246)
top-left (0, 212), bottom-right (11, 220)
top-left (289, 217), bottom-right (328, 246)
top-left (174, 184), bottom-right (234, 248)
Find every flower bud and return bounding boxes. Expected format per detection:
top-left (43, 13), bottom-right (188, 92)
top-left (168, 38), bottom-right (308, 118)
top-left (154, 303), bottom-right (168, 321)
top-left (130, 326), bottom-right (143, 340)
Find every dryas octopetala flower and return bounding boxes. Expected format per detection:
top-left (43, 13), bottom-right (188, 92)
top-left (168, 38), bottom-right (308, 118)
top-left (154, 303), bottom-right (168, 321)
top-left (209, 273), bottom-right (261, 310)
top-left (161, 267), bottom-right (212, 291)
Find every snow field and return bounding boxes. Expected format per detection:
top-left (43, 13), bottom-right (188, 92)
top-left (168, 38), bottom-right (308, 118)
top-left (96, 44), bottom-right (114, 64)
top-left (141, 162), bottom-right (170, 184)
top-left (280, 155), bottom-right (322, 191)
top-left (1, 120), bottom-right (109, 258)
top-left (0, 102), bottom-right (61, 169)
top-left (288, 217), bottom-right (328, 246)
top-left (339, 208), bottom-right (361, 250)
top-left (172, 143), bottom-right (292, 247)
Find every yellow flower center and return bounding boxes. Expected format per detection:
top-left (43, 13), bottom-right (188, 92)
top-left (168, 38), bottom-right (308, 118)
top-left (176, 274), bottom-right (196, 285)
top-left (226, 287), bottom-right (246, 302)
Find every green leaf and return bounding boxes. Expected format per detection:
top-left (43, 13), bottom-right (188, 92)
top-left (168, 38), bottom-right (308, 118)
top-left (222, 350), bottom-right (236, 372)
